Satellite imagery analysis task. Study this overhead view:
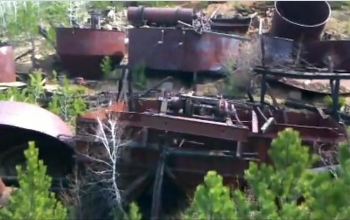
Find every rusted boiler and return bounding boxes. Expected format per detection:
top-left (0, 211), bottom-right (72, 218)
top-left (128, 27), bottom-right (248, 76)
top-left (56, 27), bottom-right (125, 80)
top-left (270, 1), bottom-right (331, 41)
top-left (0, 101), bottom-right (75, 189)
top-left (75, 93), bottom-right (346, 218)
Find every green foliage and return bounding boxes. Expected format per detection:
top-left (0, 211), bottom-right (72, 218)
top-left (2, 2), bottom-right (70, 42)
top-left (47, 75), bottom-right (87, 124)
top-left (0, 142), bottom-right (68, 219)
top-left (142, 2), bottom-right (176, 7)
top-left (329, 1), bottom-right (350, 10)
top-left (27, 71), bottom-right (46, 103)
top-left (184, 171), bottom-right (236, 219)
top-left (0, 70), bottom-right (86, 124)
top-left (324, 95), bottom-right (346, 109)
top-left (86, 1), bottom-right (123, 11)
top-left (186, 128), bottom-right (350, 219)
top-left (4, 2), bottom-right (40, 40)
top-left (101, 56), bottom-right (119, 80)
top-left (132, 62), bottom-right (147, 88)
top-left (0, 71), bottom-right (45, 104)
top-left (123, 203), bottom-right (142, 220)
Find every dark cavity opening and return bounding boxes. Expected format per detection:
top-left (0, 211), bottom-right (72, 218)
top-left (275, 1), bottom-right (330, 26)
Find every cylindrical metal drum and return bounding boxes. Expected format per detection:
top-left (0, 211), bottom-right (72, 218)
top-left (270, 1), bottom-right (331, 41)
top-left (0, 46), bottom-right (16, 83)
top-left (128, 27), bottom-right (246, 75)
top-left (56, 28), bottom-right (125, 80)
top-left (127, 6), bottom-right (195, 26)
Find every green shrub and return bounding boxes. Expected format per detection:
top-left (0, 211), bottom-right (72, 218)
top-left (0, 142), bottom-right (68, 219)
top-left (185, 128), bottom-right (350, 219)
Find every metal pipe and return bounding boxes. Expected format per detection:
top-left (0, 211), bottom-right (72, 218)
top-left (270, 1), bottom-right (331, 41)
top-left (127, 6), bottom-right (195, 26)
top-left (258, 18), bottom-right (263, 35)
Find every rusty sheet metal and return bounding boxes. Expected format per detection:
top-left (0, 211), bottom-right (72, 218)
top-left (261, 35), bottom-right (294, 66)
top-left (0, 46), bottom-right (16, 83)
top-left (128, 27), bottom-right (247, 74)
top-left (210, 17), bottom-right (251, 34)
top-left (266, 39), bottom-right (350, 94)
top-left (270, 1), bottom-right (331, 41)
top-left (127, 6), bottom-right (195, 26)
top-left (302, 40), bottom-right (350, 71)
top-left (272, 78), bottom-right (350, 95)
top-left (56, 28), bottom-right (125, 80)
top-left (75, 98), bottom-right (345, 208)
top-left (78, 111), bottom-right (250, 142)
top-left (0, 101), bottom-right (73, 147)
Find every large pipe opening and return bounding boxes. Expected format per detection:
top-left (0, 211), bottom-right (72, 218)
top-left (275, 1), bottom-right (331, 28)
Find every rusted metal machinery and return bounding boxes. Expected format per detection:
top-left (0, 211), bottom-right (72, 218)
top-left (128, 27), bottom-right (249, 75)
top-left (0, 45), bottom-right (16, 83)
top-left (264, 1), bottom-right (350, 94)
top-left (270, 1), bottom-right (331, 41)
top-left (210, 17), bottom-right (252, 34)
top-left (0, 101), bottom-right (75, 190)
top-left (75, 79), bottom-right (347, 219)
top-left (127, 6), bottom-right (251, 34)
top-left (56, 13), bottom-right (126, 80)
top-left (262, 34), bottom-right (350, 94)
top-left (127, 5), bottom-right (252, 77)
top-left (302, 40), bottom-right (350, 72)
top-left (127, 6), bottom-right (196, 27)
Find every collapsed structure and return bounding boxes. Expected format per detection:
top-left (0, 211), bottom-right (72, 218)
top-left (1, 1), bottom-right (350, 219)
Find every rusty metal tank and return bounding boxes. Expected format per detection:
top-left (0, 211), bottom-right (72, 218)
top-left (128, 27), bottom-right (248, 75)
top-left (270, 1), bottom-right (331, 41)
top-left (56, 28), bottom-right (125, 80)
top-left (0, 101), bottom-right (74, 179)
top-left (302, 40), bottom-right (350, 71)
top-left (127, 6), bottom-right (195, 27)
top-left (0, 45), bottom-right (16, 83)
top-left (261, 35), bottom-right (294, 66)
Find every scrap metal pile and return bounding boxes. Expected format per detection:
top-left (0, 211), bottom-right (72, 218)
top-left (1, 1), bottom-right (350, 219)
top-left (74, 3), bottom-right (350, 217)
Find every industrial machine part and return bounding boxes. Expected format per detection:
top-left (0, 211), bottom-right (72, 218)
top-left (0, 45), bottom-right (16, 83)
top-left (127, 6), bottom-right (196, 27)
top-left (56, 11), bottom-right (125, 81)
top-left (210, 17), bottom-right (252, 34)
top-left (0, 101), bottom-right (75, 188)
top-left (75, 90), bottom-right (346, 219)
top-left (270, 1), bottom-right (331, 41)
top-left (302, 40), bottom-right (350, 72)
top-left (56, 27), bottom-right (125, 80)
top-left (128, 27), bottom-right (248, 75)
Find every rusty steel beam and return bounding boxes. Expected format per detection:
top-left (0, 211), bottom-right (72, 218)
top-left (117, 112), bottom-right (250, 142)
top-left (252, 125), bottom-right (344, 143)
top-left (254, 67), bottom-right (350, 79)
top-left (270, 1), bottom-right (331, 41)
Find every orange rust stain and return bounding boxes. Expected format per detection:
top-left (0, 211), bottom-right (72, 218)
top-left (80, 101), bottom-right (127, 119)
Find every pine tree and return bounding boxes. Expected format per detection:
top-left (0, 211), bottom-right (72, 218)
top-left (0, 141), bottom-right (68, 219)
top-left (185, 128), bottom-right (350, 219)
